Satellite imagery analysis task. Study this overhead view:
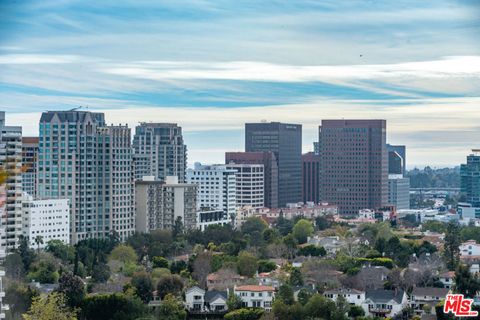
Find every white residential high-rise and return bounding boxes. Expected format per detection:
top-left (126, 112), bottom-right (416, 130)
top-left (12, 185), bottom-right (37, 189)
top-left (186, 163), bottom-right (237, 221)
top-left (0, 111), bottom-right (23, 250)
top-left (135, 176), bottom-right (197, 232)
top-left (22, 195), bottom-right (70, 249)
top-left (0, 243), bottom-right (8, 319)
top-left (226, 163), bottom-right (264, 209)
top-left (37, 111), bottom-right (135, 242)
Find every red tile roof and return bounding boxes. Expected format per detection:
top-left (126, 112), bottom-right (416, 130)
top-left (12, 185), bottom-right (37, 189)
top-left (235, 285), bottom-right (275, 292)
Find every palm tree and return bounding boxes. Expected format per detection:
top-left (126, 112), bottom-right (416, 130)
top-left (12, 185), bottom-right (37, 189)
top-left (34, 235), bottom-right (44, 253)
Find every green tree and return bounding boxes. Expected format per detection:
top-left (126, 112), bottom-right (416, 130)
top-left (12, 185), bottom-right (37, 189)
top-left (27, 253), bottom-right (59, 283)
top-left (297, 289), bottom-right (313, 305)
top-left (272, 300), bottom-right (304, 320)
top-left (289, 268), bottom-right (304, 286)
top-left (237, 251), bottom-right (258, 277)
top-left (226, 292), bottom-right (243, 311)
top-left (16, 235), bottom-right (35, 271)
top-left (57, 272), bottom-right (85, 307)
top-left (34, 235), bottom-right (44, 253)
top-left (46, 240), bottom-right (75, 263)
top-left (109, 244), bottom-right (138, 264)
top-left (4, 282), bottom-right (39, 318)
top-left (4, 253), bottom-right (25, 280)
top-left (154, 294), bottom-right (186, 320)
top-left (156, 274), bottom-right (184, 299)
top-left (444, 222), bottom-right (461, 270)
top-left (315, 216), bottom-right (331, 231)
top-left (224, 308), bottom-right (264, 320)
top-left (152, 256), bottom-right (169, 269)
top-left (454, 264), bottom-right (480, 298)
top-left (241, 217), bottom-right (268, 236)
top-left (292, 219), bottom-right (314, 244)
top-left (92, 262), bottom-right (111, 283)
top-left (348, 305), bottom-right (365, 318)
top-left (257, 260), bottom-right (277, 273)
top-left (80, 293), bottom-right (147, 320)
top-left (298, 245), bottom-right (326, 257)
top-left (170, 260), bottom-right (187, 274)
top-left (304, 293), bottom-right (335, 319)
top-left (131, 271), bottom-right (154, 303)
top-left (23, 292), bottom-right (77, 320)
top-left (262, 228), bottom-right (280, 244)
top-left (331, 295), bottom-right (349, 320)
top-left (277, 285), bottom-right (295, 305)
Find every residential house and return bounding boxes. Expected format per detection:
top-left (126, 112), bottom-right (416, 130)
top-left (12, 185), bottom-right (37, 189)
top-left (438, 271), bottom-right (455, 289)
top-left (308, 236), bottom-right (346, 255)
top-left (409, 287), bottom-right (450, 315)
top-left (257, 272), bottom-right (282, 289)
top-left (234, 285), bottom-right (275, 311)
top-left (324, 288), bottom-right (366, 306)
top-left (205, 290), bottom-right (228, 312)
top-left (460, 240), bottom-right (480, 261)
top-left (362, 289), bottom-right (408, 318)
top-left (185, 286), bottom-right (228, 313)
top-left (293, 284), bottom-right (316, 302)
top-left (185, 286), bottom-right (205, 311)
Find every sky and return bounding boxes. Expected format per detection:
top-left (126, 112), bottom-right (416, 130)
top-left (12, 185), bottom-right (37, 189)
top-left (1, 0), bottom-right (480, 168)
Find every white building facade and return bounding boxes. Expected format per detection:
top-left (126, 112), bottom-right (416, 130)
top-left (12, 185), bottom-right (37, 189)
top-left (234, 285), bottom-right (275, 311)
top-left (22, 196), bottom-right (70, 249)
top-left (186, 163), bottom-right (237, 221)
top-left (0, 111), bottom-right (23, 251)
top-left (135, 176), bottom-right (197, 232)
top-left (226, 164), bottom-right (264, 209)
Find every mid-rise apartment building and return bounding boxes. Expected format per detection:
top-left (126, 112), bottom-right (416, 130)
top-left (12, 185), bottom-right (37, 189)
top-left (22, 195), bottom-right (70, 249)
top-left (135, 176), bottom-right (197, 232)
top-left (225, 163), bottom-right (264, 209)
top-left (225, 151), bottom-right (278, 208)
top-left (186, 163), bottom-right (236, 221)
top-left (461, 152), bottom-right (480, 207)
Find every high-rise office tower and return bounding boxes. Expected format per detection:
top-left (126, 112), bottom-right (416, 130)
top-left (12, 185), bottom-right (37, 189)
top-left (186, 163), bottom-right (237, 221)
top-left (461, 151), bottom-right (480, 207)
top-left (37, 111), bottom-right (135, 242)
top-left (133, 123), bottom-right (187, 182)
top-left (302, 152), bottom-right (321, 204)
top-left (22, 137), bottom-right (39, 197)
top-left (0, 112), bottom-right (23, 250)
top-left (226, 163), bottom-right (264, 208)
top-left (245, 122), bottom-right (302, 207)
top-left (319, 120), bottom-right (388, 215)
top-left (387, 144), bottom-right (406, 175)
top-left (226, 152), bottom-right (278, 208)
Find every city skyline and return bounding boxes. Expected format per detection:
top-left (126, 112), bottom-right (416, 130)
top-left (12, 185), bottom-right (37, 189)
top-left (1, 1), bottom-right (480, 167)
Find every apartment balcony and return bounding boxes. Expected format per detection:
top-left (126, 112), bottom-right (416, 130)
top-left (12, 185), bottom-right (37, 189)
top-left (0, 292), bottom-right (5, 298)
top-left (0, 312), bottom-right (5, 319)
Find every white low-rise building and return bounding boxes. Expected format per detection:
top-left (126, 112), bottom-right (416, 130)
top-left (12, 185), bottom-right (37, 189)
top-left (234, 285), bottom-right (275, 311)
top-left (185, 286), bottom-right (228, 313)
top-left (459, 240), bottom-right (480, 259)
top-left (324, 288), bottom-right (366, 305)
top-left (362, 289), bottom-right (408, 318)
top-left (22, 196), bottom-right (70, 249)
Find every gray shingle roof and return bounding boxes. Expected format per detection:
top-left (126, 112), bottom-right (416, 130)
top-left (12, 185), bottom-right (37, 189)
top-left (365, 289), bottom-right (405, 304)
top-left (205, 290), bottom-right (227, 303)
top-left (411, 287), bottom-right (449, 298)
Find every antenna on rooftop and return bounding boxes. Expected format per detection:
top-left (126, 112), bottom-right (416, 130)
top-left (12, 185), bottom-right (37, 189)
top-left (69, 106), bottom-right (82, 111)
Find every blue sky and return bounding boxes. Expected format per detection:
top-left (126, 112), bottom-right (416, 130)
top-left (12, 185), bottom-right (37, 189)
top-left (1, 0), bottom-right (480, 167)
